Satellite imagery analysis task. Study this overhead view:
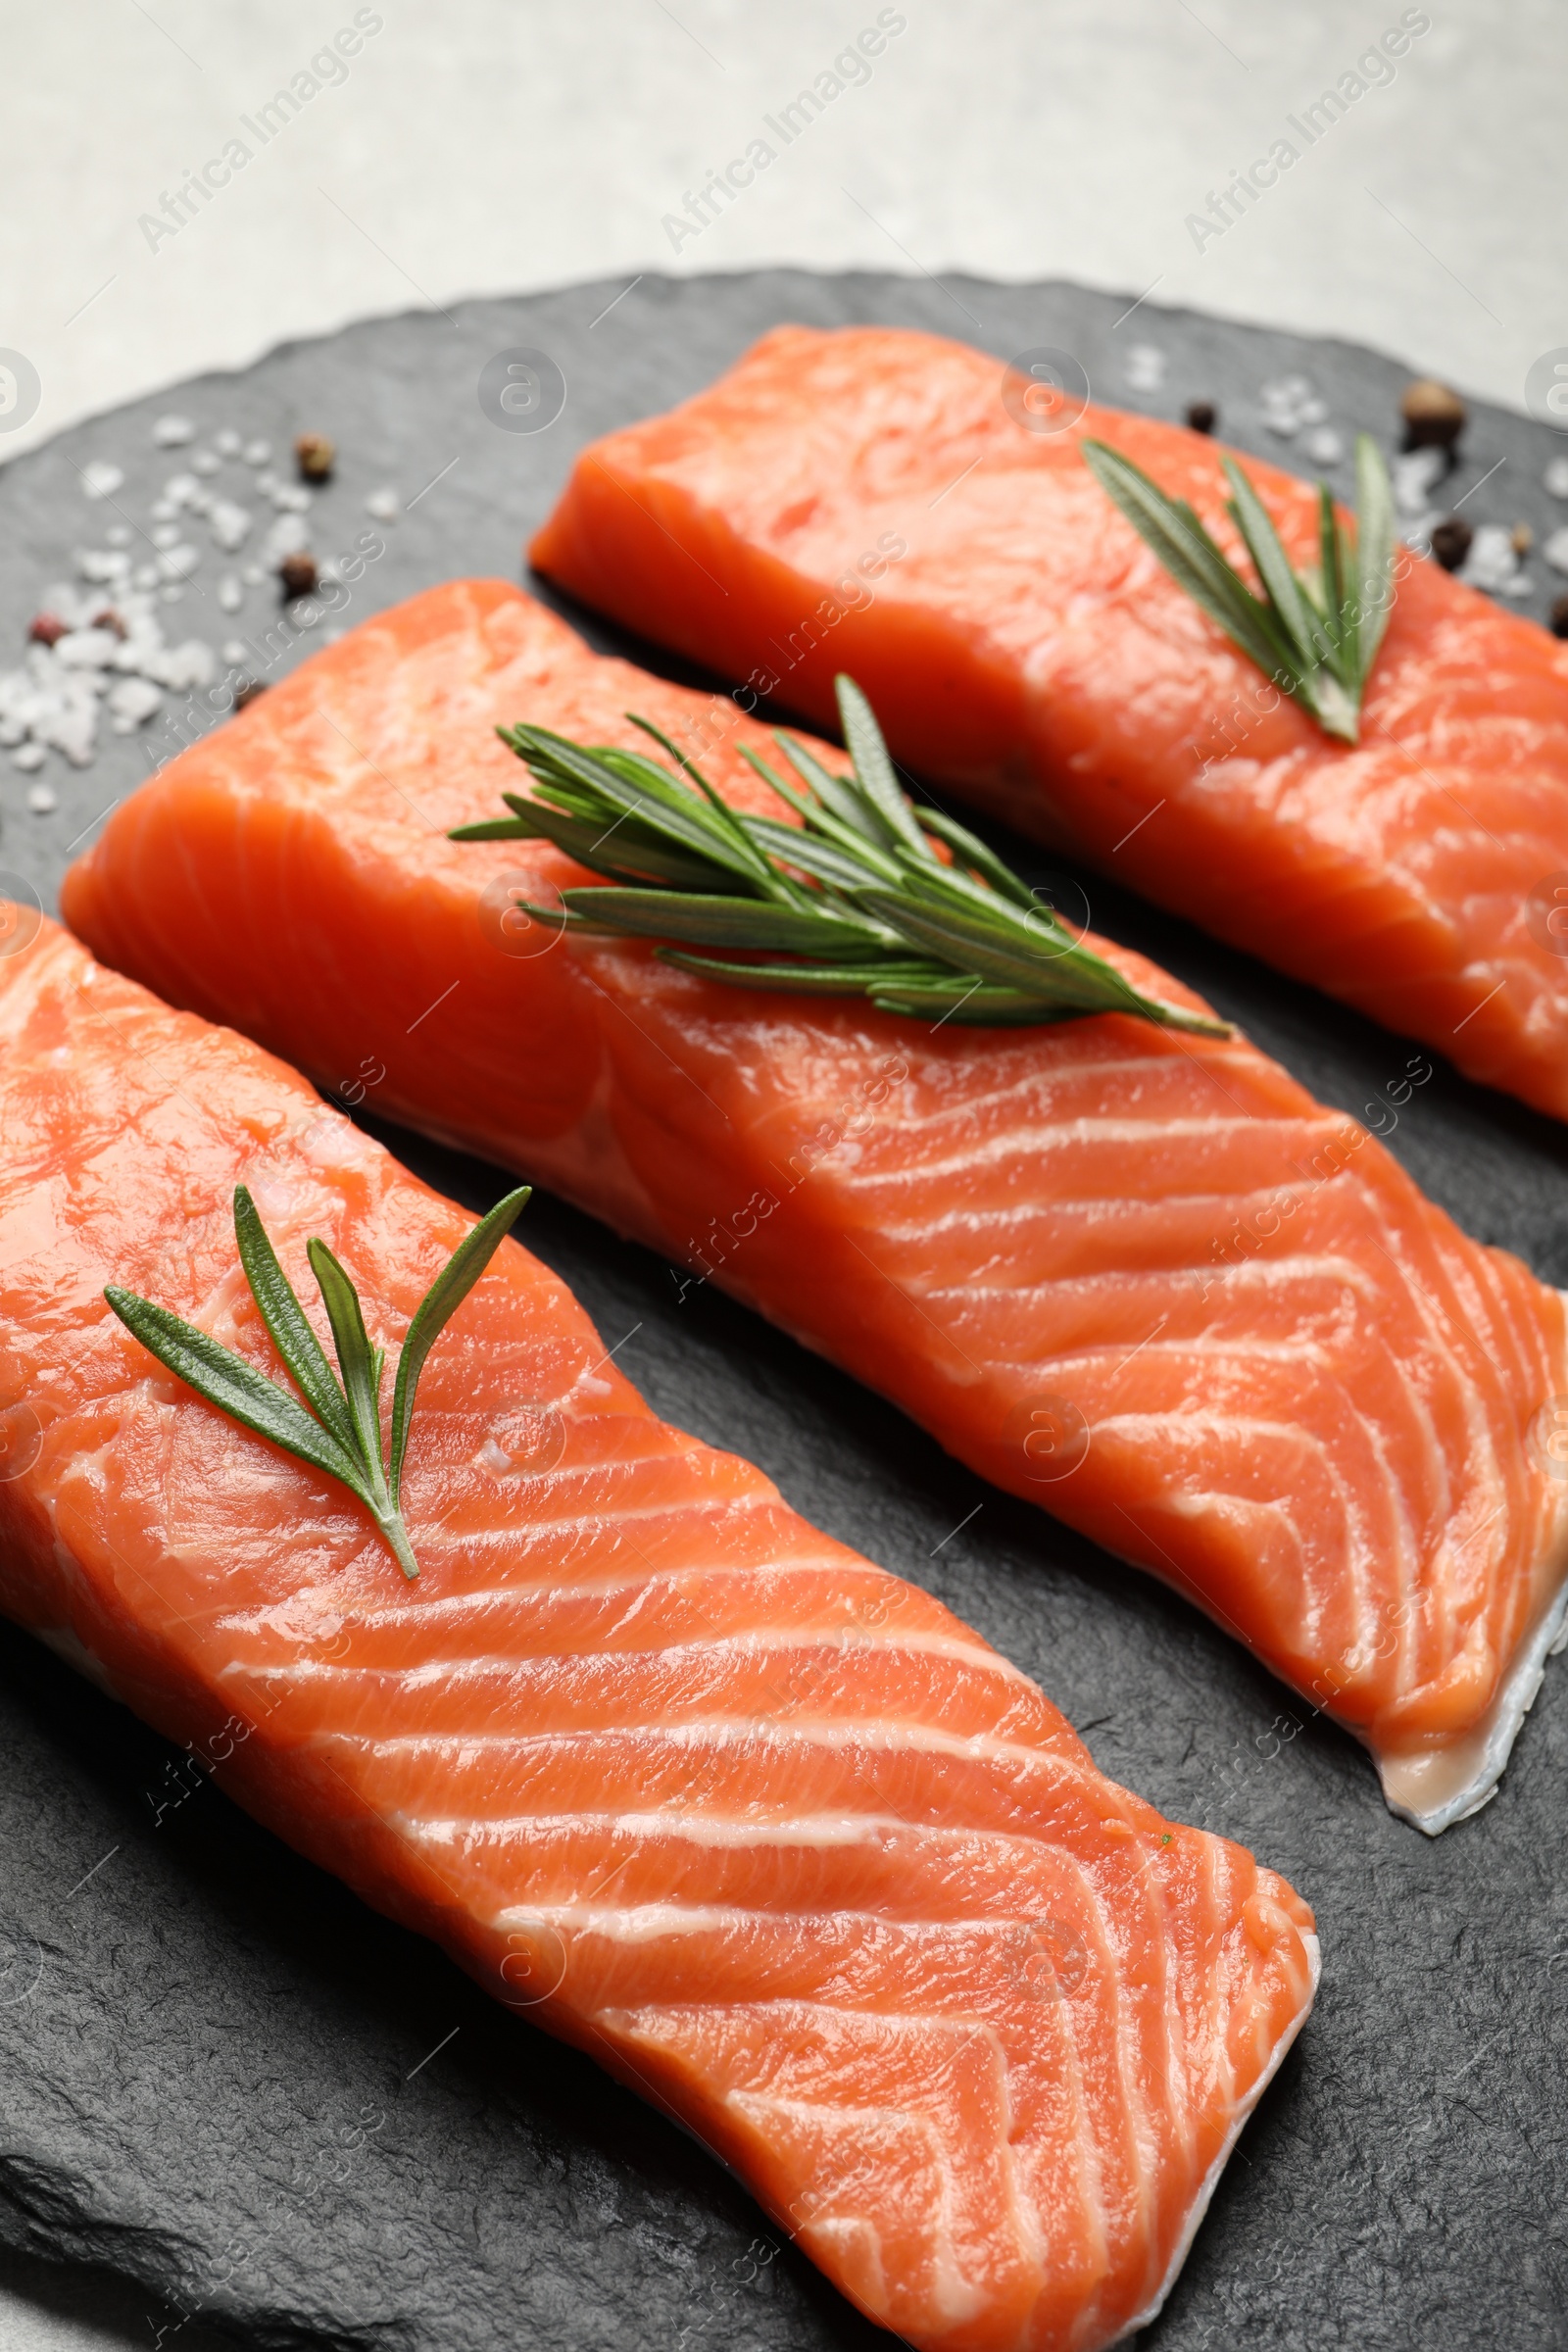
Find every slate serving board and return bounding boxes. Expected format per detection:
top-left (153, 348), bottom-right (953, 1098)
top-left (2, 270), bottom-right (1567, 2352)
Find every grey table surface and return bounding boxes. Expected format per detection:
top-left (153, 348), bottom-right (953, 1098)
top-left (3, 270), bottom-right (1568, 2351)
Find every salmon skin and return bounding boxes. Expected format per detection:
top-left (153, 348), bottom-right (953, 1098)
top-left (61, 582), bottom-right (1568, 1833)
top-left (0, 914), bottom-right (1316, 2352)
top-left (528, 322), bottom-right (1568, 1123)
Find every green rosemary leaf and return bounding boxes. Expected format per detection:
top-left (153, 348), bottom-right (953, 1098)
top-left (625, 714), bottom-right (777, 891)
top-left (461, 791), bottom-right (728, 893)
top-left (657, 951), bottom-right (951, 997)
top-left (110, 1187), bottom-right (530, 1583)
top-left (1352, 429), bottom-right (1396, 685)
top-left (835, 674), bottom-right (930, 858)
top-left (768, 733), bottom-right (887, 848)
top-left (104, 1287), bottom-right (368, 1498)
top-left (459, 677), bottom-right (1233, 1039)
top-left (508, 725), bottom-right (761, 886)
top-left (743, 746), bottom-right (904, 881)
top-left (306, 1239), bottom-right (385, 1480)
top-left (1222, 457), bottom-right (1337, 680)
top-left (231, 1186), bottom-right (359, 1455)
top-left (1080, 442), bottom-right (1293, 686)
top-left (915, 808), bottom-right (1038, 910)
top-left (868, 978), bottom-right (1081, 1023)
top-left (743, 812), bottom-right (889, 894)
top-left (1082, 433), bottom-right (1396, 745)
top-left (562, 886), bottom-right (890, 956)
top-left (388, 1185), bottom-right (531, 1502)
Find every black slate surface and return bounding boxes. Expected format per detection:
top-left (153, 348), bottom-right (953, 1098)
top-left (2, 271), bottom-right (1568, 2352)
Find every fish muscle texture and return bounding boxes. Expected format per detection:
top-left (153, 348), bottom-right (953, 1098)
top-left (0, 914), bottom-right (1315, 2352)
top-left (61, 583), bottom-right (1568, 1831)
top-left (529, 321), bottom-right (1568, 1123)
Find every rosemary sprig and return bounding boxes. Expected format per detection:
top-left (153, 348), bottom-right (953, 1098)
top-left (105, 1182), bottom-right (532, 1579)
top-left (1080, 432), bottom-right (1396, 744)
top-left (450, 675), bottom-right (1228, 1037)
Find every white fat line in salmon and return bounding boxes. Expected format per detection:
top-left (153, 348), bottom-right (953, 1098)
top-left (671, 1053), bottom-right (910, 1301)
top-left (1196, 1054), bottom-right (1434, 1298)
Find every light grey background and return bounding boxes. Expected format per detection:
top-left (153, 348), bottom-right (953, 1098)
top-left (0, 2), bottom-right (1559, 2344)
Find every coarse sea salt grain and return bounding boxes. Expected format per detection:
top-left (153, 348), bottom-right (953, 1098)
top-left (1544, 526), bottom-right (1568, 576)
top-left (11, 742), bottom-right (45, 772)
top-left (1303, 425), bottom-right (1345, 466)
top-left (26, 782), bottom-right (57, 814)
top-left (218, 575), bottom-right (244, 612)
top-left (1459, 524), bottom-right (1529, 596)
top-left (215, 428), bottom-right (242, 457)
top-left (106, 524), bottom-right (131, 548)
top-left (1124, 344), bottom-right (1165, 394)
top-left (153, 416), bottom-right (195, 447)
top-left (260, 514), bottom-right (310, 567)
top-left (365, 487), bottom-right (400, 522)
top-left (192, 451), bottom-right (221, 476)
top-left (80, 461), bottom-right (124, 500)
top-left (243, 439), bottom-right (270, 466)
top-left (221, 639), bottom-right (250, 665)
top-left (1393, 447), bottom-right (1446, 517)
top-left (209, 500), bottom-right (252, 553)
top-left (1545, 457), bottom-right (1568, 501)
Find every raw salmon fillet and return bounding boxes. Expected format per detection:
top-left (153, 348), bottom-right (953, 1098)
top-left (529, 322), bottom-right (1568, 1121)
top-left (61, 583), bottom-right (1568, 1831)
top-left (0, 914), bottom-right (1317, 2352)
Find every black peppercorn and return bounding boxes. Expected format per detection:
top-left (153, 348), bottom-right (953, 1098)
top-left (1550, 595), bottom-right (1568, 640)
top-left (1185, 401), bottom-right (1217, 435)
top-left (278, 551), bottom-right (318, 600)
top-left (1428, 516), bottom-right (1473, 572)
top-left (234, 678), bottom-right (269, 710)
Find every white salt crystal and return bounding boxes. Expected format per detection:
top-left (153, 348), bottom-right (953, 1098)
top-left (1544, 526), bottom-right (1568, 576)
top-left (11, 742), bottom-right (46, 771)
top-left (54, 628), bottom-right (121, 669)
top-left (1546, 457), bottom-right (1568, 501)
top-left (215, 428), bottom-right (242, 457)
top-left (153, 415), bottom-right (195, 446)
top-left (241, 564), bottom-right (265, 586)
top-left (1124, 344), bottom-right (1165, 393)
top-left (221, 639), bottom-right (250, 664)
top-left (80, 461), bottom-right (124, 500)
top-left (192, 450), bottom-right (220, 476)
top-left (106, 524), bottom-right (131, 548)
top-left (1303, 426), bottom-right (1344, 466)
top-left (1393, 447), bottom-right (1446, 516)
top-left (209, 500), bottom-right (252, 553)
top-left (158, 544), bottom-right (201, 581)
top-left (151, 523), bottom-right (180, 550)
top-left (270, 484), bottom-right (311, 514)
top-left (218, 574), bottom-right (244, 612)
top-left (243, 439), bottom-right (271, 465)
top-left (365, 487), bottom-right (400, 522)
top-left (107, 676), bottom-right (163, 727)
top-left (260, 514), bottom-right (309, 566)
top-left (26, 782), bottom-right (57, 813)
